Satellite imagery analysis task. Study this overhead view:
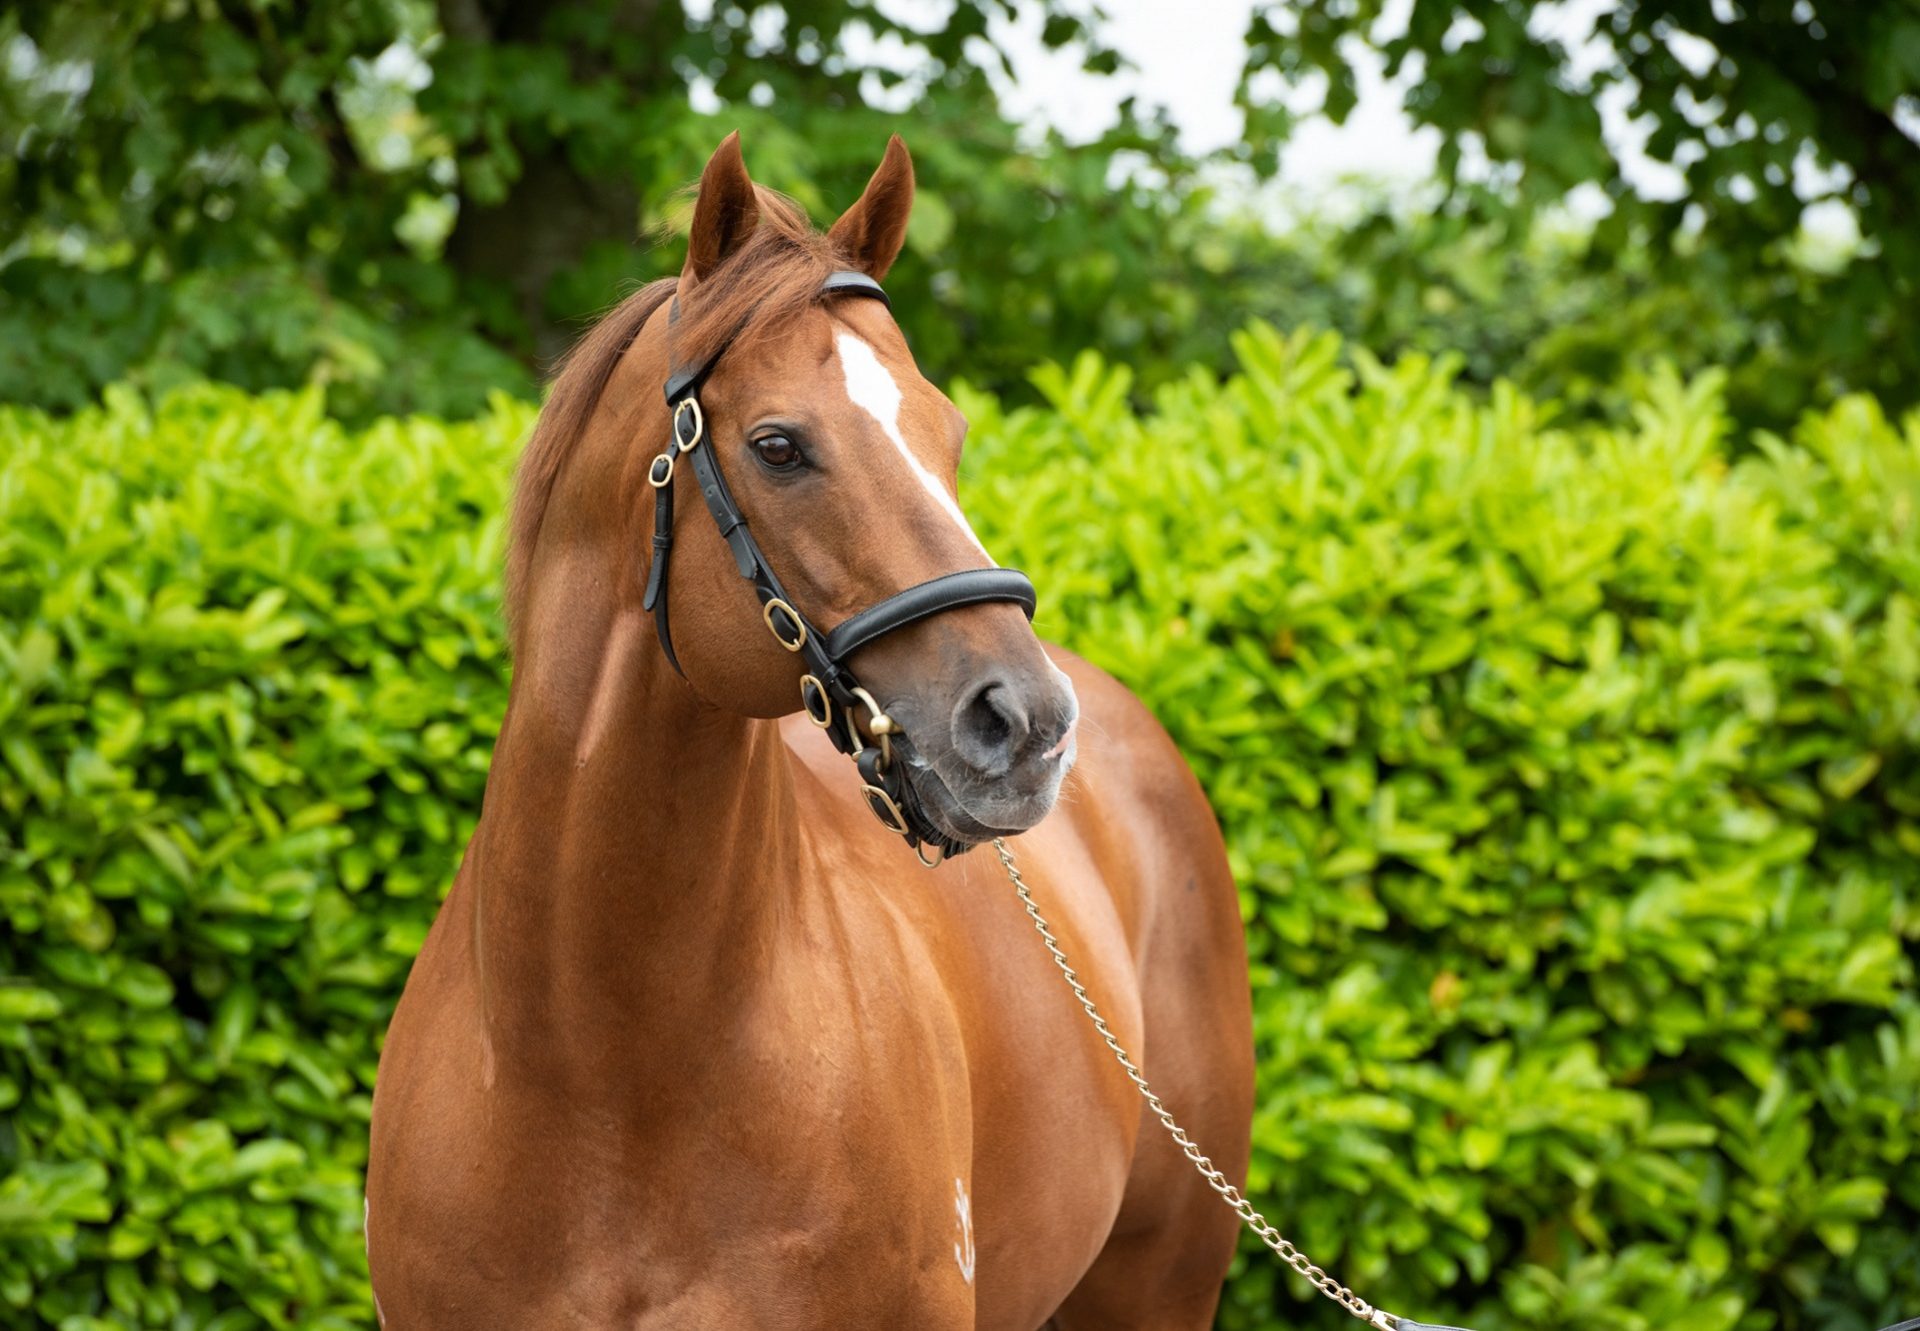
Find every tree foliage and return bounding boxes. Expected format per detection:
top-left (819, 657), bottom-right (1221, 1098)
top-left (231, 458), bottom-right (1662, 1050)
top-left (0, 0), bottom-right (1239, 419)
top-left (1240, 0), bottom-right (1920, 425)
top-left (6, 2), bottom-right (1915, 431)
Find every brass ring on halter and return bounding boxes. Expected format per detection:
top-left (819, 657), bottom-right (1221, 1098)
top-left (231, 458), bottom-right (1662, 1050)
top-left (647, 451), bottom-right (675, 488)
top-left (861, 784), bottom-right (911, 836)
top-left (843, 712), bottom-right (893, 770)
top-left (847, 685), bottom-right (896, 735)
top-left (762, 598), bottom-right (807, 651)
top-left (799, 674), bottom-right (832, 728)
top-left (915, 842), bottom-right (946, 869)
top-left (673, 398), bottom-right (704, 452)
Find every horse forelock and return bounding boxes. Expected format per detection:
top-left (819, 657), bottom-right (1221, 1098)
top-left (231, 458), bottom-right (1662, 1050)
top-left (503, 184), bottom-right (850, 650)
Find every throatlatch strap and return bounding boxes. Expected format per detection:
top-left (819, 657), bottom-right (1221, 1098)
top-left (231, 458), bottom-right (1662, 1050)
top-left (641, 454), bottom-right (680, 673)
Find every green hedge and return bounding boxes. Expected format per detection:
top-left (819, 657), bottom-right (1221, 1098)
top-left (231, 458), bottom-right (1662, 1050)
top-left (2, 334), bottom-right (1917, 1330)
top-left (0, 386), bottom-right (528, 1329)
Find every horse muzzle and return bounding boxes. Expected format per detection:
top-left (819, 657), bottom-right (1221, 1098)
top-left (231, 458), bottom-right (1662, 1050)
top-left (885, 665), bottom-right (1078, 847)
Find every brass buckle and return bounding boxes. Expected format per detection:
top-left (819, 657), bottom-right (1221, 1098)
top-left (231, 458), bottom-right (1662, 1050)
top-left (915, 843), bottom-right (946, 869)
top-left (762, 598), bottom-right (807, 651)
top-left (647, 451), bottom-right (675, 488)
top-left (862, 784), bottom-right (911, 836)
top-left (799, 674), bottom-right (832, 728)
top-left (673, 398), bottom-right (704, 452)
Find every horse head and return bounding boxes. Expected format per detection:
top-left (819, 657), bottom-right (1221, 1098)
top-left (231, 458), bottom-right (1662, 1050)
top-left (511, 132), bottom-right (1079, 853)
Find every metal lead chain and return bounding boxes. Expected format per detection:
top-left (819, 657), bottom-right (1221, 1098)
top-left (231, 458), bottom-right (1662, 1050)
top-left (991, 837), bottom-right (1399, 1331)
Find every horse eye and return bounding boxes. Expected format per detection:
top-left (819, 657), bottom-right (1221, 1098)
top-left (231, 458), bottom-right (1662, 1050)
top-left (753, 433), bottom-right (802, 470)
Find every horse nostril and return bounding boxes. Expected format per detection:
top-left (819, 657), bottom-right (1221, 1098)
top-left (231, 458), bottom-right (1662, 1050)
top-left (951, 678), bottom-right (1031, 777)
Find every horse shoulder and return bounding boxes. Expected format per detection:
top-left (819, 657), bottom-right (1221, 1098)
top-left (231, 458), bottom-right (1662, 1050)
top-left (1038, 642), bottom-right (1233, 946)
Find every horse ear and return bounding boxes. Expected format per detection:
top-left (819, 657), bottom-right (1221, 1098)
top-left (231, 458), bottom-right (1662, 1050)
top-left (685, 131), bottom-right (760, 283)
top-left (828, 135), bottom-right (914, 280)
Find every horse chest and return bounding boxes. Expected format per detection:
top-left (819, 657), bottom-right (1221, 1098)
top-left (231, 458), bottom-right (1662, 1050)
top-left (371, 949), bottom-right (999, 1326)
top-left (371, 745), bottom-right (1177, 1331)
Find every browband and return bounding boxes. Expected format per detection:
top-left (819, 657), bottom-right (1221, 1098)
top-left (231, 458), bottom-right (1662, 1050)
top-left (662, 271), bottom-right (889, 403)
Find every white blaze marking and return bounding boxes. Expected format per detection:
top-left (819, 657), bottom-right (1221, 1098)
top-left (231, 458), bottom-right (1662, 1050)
top-left (834, 332), bottom-right (992, 561)
top-left (953, 1177), bottom-right (976, 1284)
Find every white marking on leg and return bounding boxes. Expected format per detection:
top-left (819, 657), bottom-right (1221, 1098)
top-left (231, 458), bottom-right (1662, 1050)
top-left (834, 332), bottom-right (993, 562)
top-left (365, 1196), bottom-right (387, 1326)
top-left (953, 1177), bottom-right (976, 1284)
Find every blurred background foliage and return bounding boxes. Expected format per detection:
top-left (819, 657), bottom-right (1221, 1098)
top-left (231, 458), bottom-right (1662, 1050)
top-left (3, 0), bottom-right (1920, 1329)
top-left (4, 0), bottom-right (1918, 428)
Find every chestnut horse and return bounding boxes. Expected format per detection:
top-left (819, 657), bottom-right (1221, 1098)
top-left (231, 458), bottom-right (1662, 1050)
top-left (366, 133), bottom-right (1254, 1330)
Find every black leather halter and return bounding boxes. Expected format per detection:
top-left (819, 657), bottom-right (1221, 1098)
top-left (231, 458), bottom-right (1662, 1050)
top-left (641, 270), bottom-right (1038, 864)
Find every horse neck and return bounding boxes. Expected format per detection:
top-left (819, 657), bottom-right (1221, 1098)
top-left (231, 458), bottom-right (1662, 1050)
top-left (471, 448), bottom-right (797, 1077)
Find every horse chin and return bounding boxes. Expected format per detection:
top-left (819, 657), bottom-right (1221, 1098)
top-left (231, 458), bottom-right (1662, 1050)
top-left (895, 741), bottom-right (1070, 848)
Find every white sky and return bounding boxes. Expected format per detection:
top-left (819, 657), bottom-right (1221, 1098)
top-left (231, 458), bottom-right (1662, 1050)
top-left (605, 0), bottom-right (1873, 233)
top-left (989, 0), bottom-right (1444, 190)
top-left (980, 0), bottom-right (1682, 199)
top-left (690, 0), bottom-right (1712, 205)
top-left (972, 0), bottom-right (1867, 238)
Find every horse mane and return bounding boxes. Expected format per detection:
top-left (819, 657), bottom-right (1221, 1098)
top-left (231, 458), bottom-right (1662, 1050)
top-left (504, 185), bottom-right (841, 645)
